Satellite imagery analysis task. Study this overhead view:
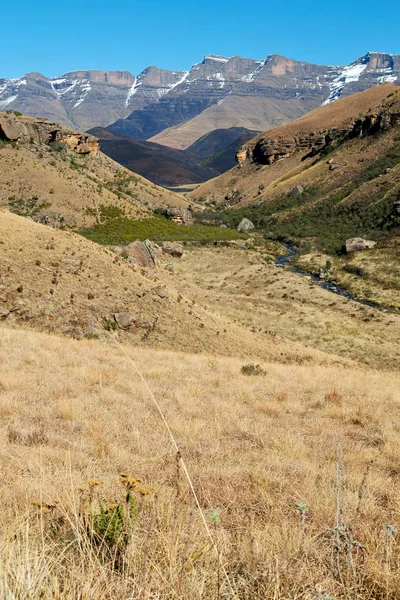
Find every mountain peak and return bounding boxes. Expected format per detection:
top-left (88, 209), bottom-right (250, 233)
top-left (203, 54), bottom-right (230, 64)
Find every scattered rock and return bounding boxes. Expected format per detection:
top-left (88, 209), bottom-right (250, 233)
top-left (225, 188), bottom-right (238, 201)
top-left (154, 287), bottom-right (168, 299)
top-left (237, 218), bottom-right (255, 233)
top-left (346, 238), bottom-right (377, 252)
top-left (290, 184), bottom-right (304, 196)
top-left (329, 163), bottom-right (340, 171)
top-left (258, 184), bottom-right (266, 195)
top-left (0, 306), bottom-right (9, 318)
top-left (114, 312), bottom-right (134, 329)
top-left (162, 242), bottom-right (184, 258)
top-left (164, 264), bottom-right (174, 273)
top-left (166, 207), bottom-right (193, 224)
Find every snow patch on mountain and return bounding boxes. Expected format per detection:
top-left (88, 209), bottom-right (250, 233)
top-left (0, 78), bottom-right (27, 109)
top-left (168, 71), bottom-right (190, 91)
top-left (323, 61), bottom-right (368, 105)
top-left (376, 68), bottom-right (398, 84)
top-left (241, 60), bottom-right (266, 82)
top-left (125, 77), bottom-right (142, 106)
top-left (205, 55), bottom-right (229, 63)
top-left (73, 81), bottom-right (91, 108)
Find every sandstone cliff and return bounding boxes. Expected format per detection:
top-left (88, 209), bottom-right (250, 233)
top-left (0, 113), bottom-right (99, 154)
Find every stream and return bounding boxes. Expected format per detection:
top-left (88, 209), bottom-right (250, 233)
top-left (275, 243), bottom-right (394, 312)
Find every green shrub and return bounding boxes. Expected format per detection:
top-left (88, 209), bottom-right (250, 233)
top-left (49, 140), bottom-right (66, 153)
top-left (79, 216), bottom-right (246, 246)
top-left (241, 363), bottom-right (266, 376)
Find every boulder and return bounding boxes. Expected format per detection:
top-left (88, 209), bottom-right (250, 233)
top-left (121, 240), bottom-right (158, 268)
top-left (225, 188), bottom-right (238, 201)
top-left (237, 218), bottom-right (255, 233)
top-left (162, 242), bottom-right (184, 258)
top-left (166, 207), bottom-right (193, 224)
top-left (153, 287), bottom-right (168, 299)
top-left (291, 184), bottom-right (304, 196)
top-left (0, 306), bottom-right (9, 318)
top-left (258, 184), bottom-right (266, 195)
top-left (345, 238), bottom-right (377, 253)
top-left (114, 312), bottom-right (134, 329)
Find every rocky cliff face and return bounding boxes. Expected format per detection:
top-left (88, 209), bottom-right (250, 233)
top-left (0, 68), bottom-right (186, 131)
top-left (235, 102), bottom-right (400, 167)
top-left (0, 113), bottom-right (99, 154)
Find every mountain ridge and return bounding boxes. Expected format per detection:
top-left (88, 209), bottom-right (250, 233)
top-left (2, 52), bottom-right (399, 140)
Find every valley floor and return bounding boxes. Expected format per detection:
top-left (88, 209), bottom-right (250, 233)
top-left (163, 244), bottom-right (400, 371)
top-left (0, 327), bottom-right (399, 599)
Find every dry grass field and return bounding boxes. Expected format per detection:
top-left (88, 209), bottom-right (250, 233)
top-left (158, 244), bottom-right (400, 370)
top-left (0, 326), bottom-right (399, 599)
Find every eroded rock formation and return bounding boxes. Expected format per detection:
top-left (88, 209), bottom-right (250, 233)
top-left (0, 113), bottom-right (99, 155)
top-left (236, 109), bottom-right (400, 167)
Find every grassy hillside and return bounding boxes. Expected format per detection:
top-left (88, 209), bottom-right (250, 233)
top-left (0, 326), bottom-right (399, 599)
top-left (0, 210), bottom-right (330, 364)
top-left (0, 112), bottom-right (189, 230)
top-left (80, 215), bottom-right (246, 245)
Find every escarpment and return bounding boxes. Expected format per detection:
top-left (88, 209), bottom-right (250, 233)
top-left (0, 113), bottom-right (99, 154)
top-left (236, 107), bottom-right (400, 167)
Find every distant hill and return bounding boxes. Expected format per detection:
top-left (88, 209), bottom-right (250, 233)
top-left (89, 126), bottom-right (259, 186)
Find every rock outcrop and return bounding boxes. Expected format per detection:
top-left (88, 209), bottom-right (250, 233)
top-left (346, 238), bottom-right (377, 252)
top-left (237, 218), bottom-right (255, 233)
top-left (236, 107), bottom-right (400, 167)
top-left (0, 113), bottom-right (99, 155)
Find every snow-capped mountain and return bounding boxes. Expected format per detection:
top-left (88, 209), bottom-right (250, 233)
top-left (107, 52), bottom-right (400, 149)
top-left (1, 52), bottom-right (399, 141)
top-left (0, 68), bottom-right (187, 131)
top-left (323, 52), bottom-right (400, 104)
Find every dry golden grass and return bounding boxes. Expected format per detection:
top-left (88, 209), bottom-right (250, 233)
top-left (0, 326), bottom-right (399, 598)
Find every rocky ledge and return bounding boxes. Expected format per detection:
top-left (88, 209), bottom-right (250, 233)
top-left (236, 108), bottom-right (400, 167)
top-left (0, 113), bottom-right (99, 155)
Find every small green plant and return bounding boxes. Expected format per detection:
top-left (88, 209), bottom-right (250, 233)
top-left (91, 496), bottom-right (137, 549)
top-left (49, 140), bottom-right (66, 153)
top-left (99, 204), bottom-right (124, 221)
top-left (241, 363), bottom-right (266, 376)
top-left (101, 317), bottom-right (117, 331)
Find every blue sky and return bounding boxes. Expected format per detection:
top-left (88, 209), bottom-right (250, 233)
top-left (1, 0), bottom-right (399, 78)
